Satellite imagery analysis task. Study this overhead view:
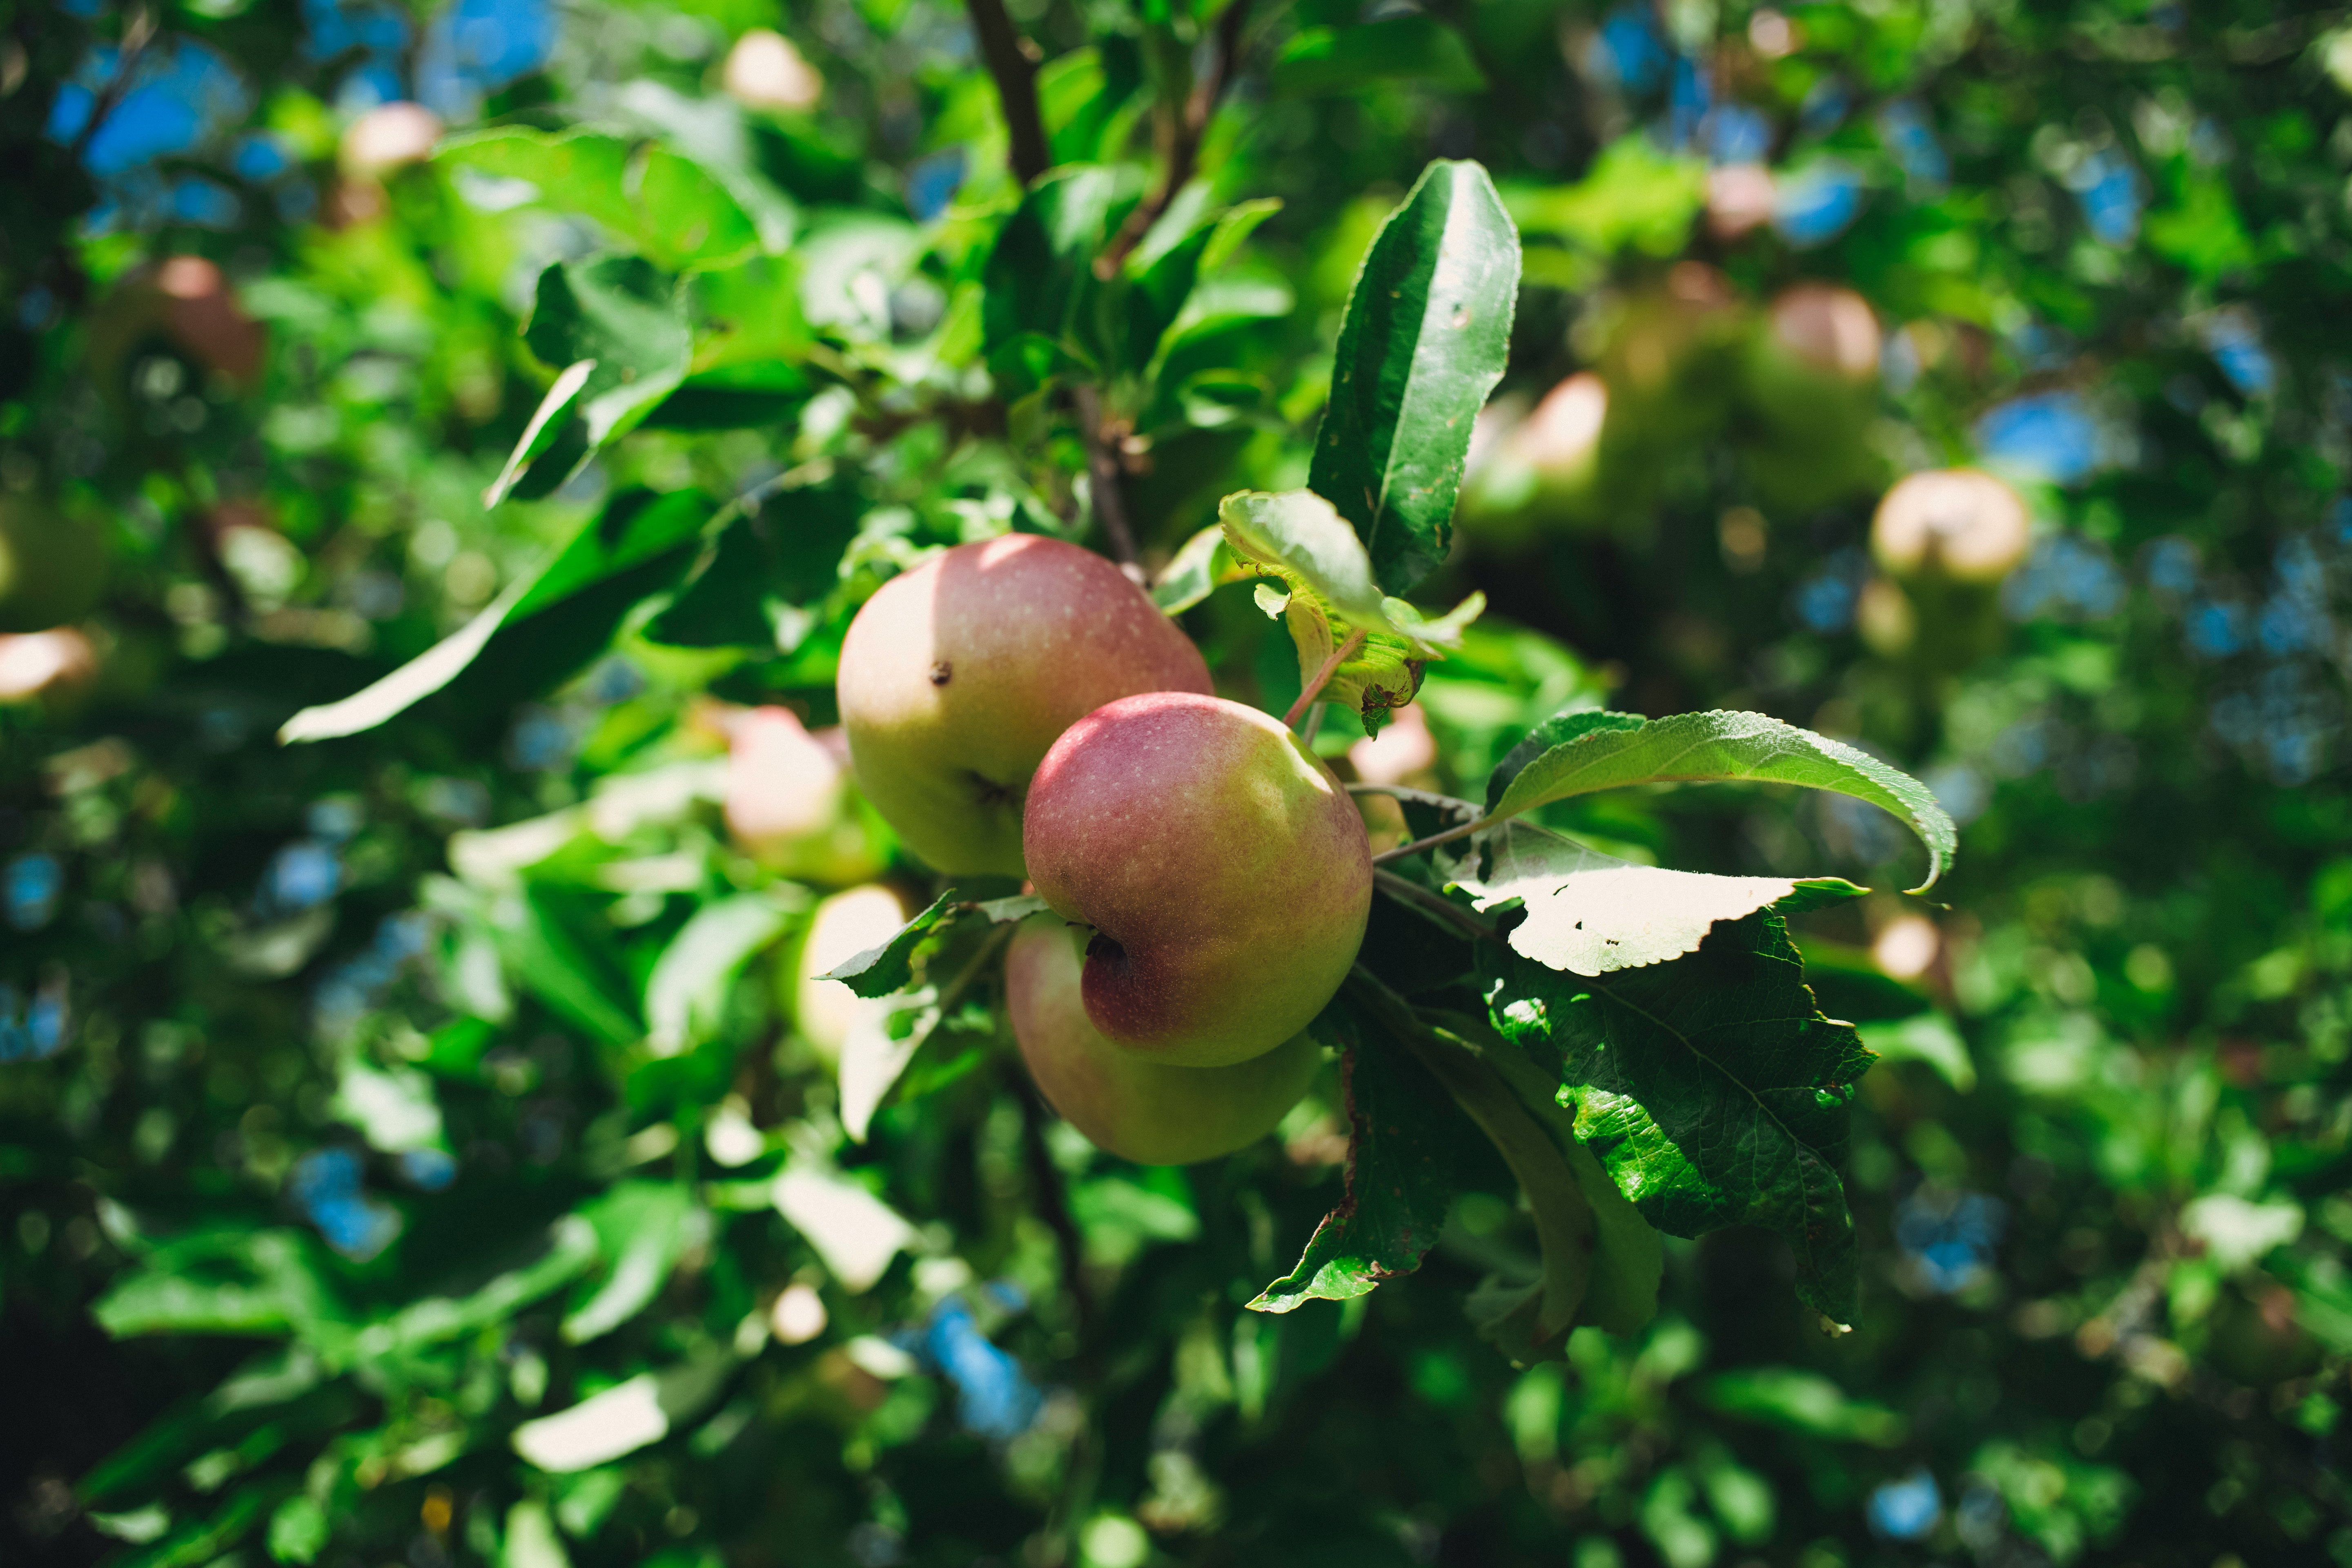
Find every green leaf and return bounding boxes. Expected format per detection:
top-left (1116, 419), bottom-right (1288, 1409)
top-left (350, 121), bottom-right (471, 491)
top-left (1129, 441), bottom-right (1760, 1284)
top-left (1274, 17), bottom-right (1486, 94)
top-left (562, 1182), bottom-right (702, 1344)
top-left (1857, 1011), bottom-right (1976, 1092)
top-left (346, 1216), bottom-right (601, 1364)
top-left (493, 891), bottom-right (645, 1049)
top-left (1219, 488), bottom-right (1481, 729)
top-left (1484, 709), bottom-right (1957, 893)
top-left (815, 889), bottom-right (961, 1000)
top-left (1502, 135), bottom-right (1710, 264)
top-left (1482, 912), bottom-right (1873, 1321)
top-left (117, 1486), bottom-right (284, 1568)
top-left (436, 127), bottom-right (762, 272)
top-left (644, 894), bottom-right (794, 1056)
top-left (92, 1230), bottom-right (347, 1340)
top-left (519, 256), bottom-right (693, 459)
top-left (1696, 1367), bottom-right (1905, 1446)
top-left (484, 360), bottom-right (596, 509)
top-left (267, 1495), bottom-right (328, 1565)
top-left (280, 488), bottom-right (713, 744)
top-left (1454, 820), bottom-right (1865, 976)
top-left (1148, 523), bottom-right (1238, 615)
top-left (981, 164), bottom-right (1144, 368)
top-left (512, 1347), bottom-right (736, 1473)
top-left (1250, 1002), bottom-right (1492, 1313)
top-left (1307, 160), bottom-right (1519, 595)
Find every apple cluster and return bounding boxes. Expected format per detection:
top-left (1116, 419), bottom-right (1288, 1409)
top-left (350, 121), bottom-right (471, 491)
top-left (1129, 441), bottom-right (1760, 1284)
top-left (832, 535), bottom-right (1371, 1165)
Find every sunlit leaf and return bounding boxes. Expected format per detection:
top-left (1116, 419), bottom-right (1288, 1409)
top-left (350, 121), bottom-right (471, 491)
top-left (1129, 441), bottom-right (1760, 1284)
top-left (1308, 160), bottom-right (1519, 595)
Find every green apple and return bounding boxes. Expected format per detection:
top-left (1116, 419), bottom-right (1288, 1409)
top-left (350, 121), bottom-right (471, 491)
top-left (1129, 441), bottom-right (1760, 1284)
top-left (1740, 283), bottom-right (1884, 514)
top-left (836, 534), bottom-right (1212, 876)
top-left (1022, 691), bottom-right (1372, 1067)
top-left (1594, 263), bottom-right (1748, 444)
top-left (1868, 467), bottom-right (2033, 671)
top-left (1006, 915), bottom-right (1319, 1165)
top-left (0, 494), bottom-right (109, 633)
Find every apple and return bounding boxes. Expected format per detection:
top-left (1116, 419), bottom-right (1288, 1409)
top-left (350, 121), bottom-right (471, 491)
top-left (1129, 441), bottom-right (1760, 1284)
top-left (1593, 263), bottom-right (1746, 444)
top-left (836, 534), bottom-right (1212, 877)
top-left (726, 706), bottom-right (885, 885)
top-left (1005, 916), bottom-right (1319, 1165)
top-left (1460, 374), bottom-right (1612, 543)
top-left (1871, 468), bottom-right (2031, 584)
top-left (723, 29), bottom-right (824, 113)
top-left (1740, 283), bottom-right (1883, 514)
top-left (89, 257), bottom-right (266, 398)
top-left (1867, 468), bottom-right (2033, 671)
top-left (1022, 692), bottom-right (1372, 1067)
top-left (0, 495), bottom-right (108, 634)
top-left (340, 102), bottom-right (443, 178)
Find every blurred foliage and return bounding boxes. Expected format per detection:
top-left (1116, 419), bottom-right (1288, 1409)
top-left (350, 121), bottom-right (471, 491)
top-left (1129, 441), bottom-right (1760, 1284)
top-left (5, 0), bottom-right (2352, 1566)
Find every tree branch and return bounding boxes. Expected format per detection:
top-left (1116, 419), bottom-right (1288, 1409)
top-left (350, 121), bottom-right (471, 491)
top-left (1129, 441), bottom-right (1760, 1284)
top-left (1071, 383), bottom-right (1140, 567)
top-left (1370, 811), bottom-right (1490, 867)
top-left (69, 5), bottom-right (157, 165)
top-left (965, 0), bottom-right (1050, 186)
top-left (1096, 0), bottom-right (1254, 278)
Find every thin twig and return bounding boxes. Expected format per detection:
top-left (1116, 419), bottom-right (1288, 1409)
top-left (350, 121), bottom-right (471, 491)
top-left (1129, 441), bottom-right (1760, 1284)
top-left (1372, 868), bottom-right (1499, 945)
top-left (1284, 628), bottom-right (1366, 727)
top-left (1096, 0), bottom-right (1255, 277)
top-left (965, 0), bottom-right (1050, 185)
top-left (1016, 1078), bottom-right (1096, 1347)
top-left (1070, 384), bottom-right (1140, 567)
top-left (69, 5), bottom-right (157, 164)
top-left (1370, 811), bottom-right (1489, 866)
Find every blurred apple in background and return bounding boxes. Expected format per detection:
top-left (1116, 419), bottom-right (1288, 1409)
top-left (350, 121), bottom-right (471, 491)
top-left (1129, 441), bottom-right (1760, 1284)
top-left (1866, 467), bottom-right (2033, 668)
top-left (340, 102), bottom-right (443, 178)
top-left (0, 628), bottom-right (97, 705)
top-left (1594, 263), bottom-right (1747, 444)
top-left (89, 256), bottom-right (266, 402)
top-left (726, 706), bottom-right (886, 885)
top-left (1740, 282), bottom-right (1884, 514)
top-left (724, 29), bottom-right (824, 112)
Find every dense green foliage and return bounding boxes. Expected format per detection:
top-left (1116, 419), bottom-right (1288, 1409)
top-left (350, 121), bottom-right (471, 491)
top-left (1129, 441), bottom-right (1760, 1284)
top-left (5, 1), bottom-right (2352, 1566)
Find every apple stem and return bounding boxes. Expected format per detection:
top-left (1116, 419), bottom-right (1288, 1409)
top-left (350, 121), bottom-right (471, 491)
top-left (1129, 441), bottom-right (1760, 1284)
top-left (1285, 628), bottom-right (1366, 727)
top-left (1296, 702), bottom-right (1325, 746)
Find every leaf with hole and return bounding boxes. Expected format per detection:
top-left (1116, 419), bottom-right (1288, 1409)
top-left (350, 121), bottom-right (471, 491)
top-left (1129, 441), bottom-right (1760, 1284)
top-left (1481, 912), bottom-right (1874, 1320)
top-left (1454, 819), bottom-right (1864, 976)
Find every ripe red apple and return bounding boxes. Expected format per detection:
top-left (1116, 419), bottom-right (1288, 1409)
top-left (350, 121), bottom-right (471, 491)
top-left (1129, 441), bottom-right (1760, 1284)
top-left (836, 535), bottom-right (1212, 876)
top-left (1006, 916), bottom-right (1319, 1164)
top-left (1022, 692), bottom-right (1372, 1067)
